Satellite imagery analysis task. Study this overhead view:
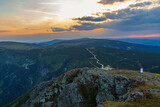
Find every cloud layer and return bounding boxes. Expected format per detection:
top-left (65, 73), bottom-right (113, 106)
top-left (98, 0), bottom-right (126, 5)
top-left (0, 30), bottom-right (9, 33)
top-left (71, 6), bottom-right (160, 32)
top-left (1, 0), bottom-right (160, 40)
top-left (49, 0), bottom-right (160, 38)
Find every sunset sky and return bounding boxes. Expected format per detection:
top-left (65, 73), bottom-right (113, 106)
top-left (0, 0), bottom-right (160, 42)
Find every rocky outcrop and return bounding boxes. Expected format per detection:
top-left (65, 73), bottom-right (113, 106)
top-left (58, 83), bottom-right (83, 107)
top-left (119, 92), bottom-right (144, 102)
top-left (12, 68), bottom-right (146, 107)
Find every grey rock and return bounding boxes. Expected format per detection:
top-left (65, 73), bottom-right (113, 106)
top-left (58, 83), bottom-right (83, 107)
top-left (147, 89), bottom-right (160, 94)
top-left (96, 75), bottom-right (115, 104)
top-left (120, 92), bottom-right (143, 102)
top-left (14, 68), bottom-right (144, 107)
top-left (115, 75), bottom-right (129, 95)
top-left (42, 102), bottom-right (57, 107)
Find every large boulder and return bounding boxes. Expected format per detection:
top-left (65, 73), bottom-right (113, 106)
top-left (58, 83), bottom-right (83, 107)
top-left (13, 68), bottom-right (143, 107)
top-left (119, 92), bottom-right (144, 102)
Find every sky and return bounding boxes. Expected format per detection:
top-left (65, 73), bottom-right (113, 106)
top-left (0, 0), bottom-right (160, 42)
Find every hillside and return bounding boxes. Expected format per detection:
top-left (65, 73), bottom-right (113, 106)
top-left (117, 38), bottom-right (160, 46)
top-left (0, 42), bottom-right (39, 50)
top-left (35, 38), bottom-right (91, 46)
top-left (1, 39), bottom-right (160, 106)
top-left (6, 68), bottom-right (160, 107)
top-left (51, 39), bottom-right (160, 53)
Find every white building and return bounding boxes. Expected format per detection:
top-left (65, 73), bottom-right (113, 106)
top-left (140, 68), bottom-right (143, 73)
top-left (104, 65), bottom-right (113, 70)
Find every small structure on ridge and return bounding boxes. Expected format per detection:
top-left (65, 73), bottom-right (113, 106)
top-left (140, 68), bottom-right (143, 73)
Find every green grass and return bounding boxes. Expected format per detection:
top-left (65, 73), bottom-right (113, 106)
top-left (4, 89), bottom-right (33, 107)
top-left (1, 44), bottom-right (160, 106)
top-left (103, 93), bottom-right (160, 107)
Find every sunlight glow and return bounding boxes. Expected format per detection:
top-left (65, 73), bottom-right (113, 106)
top-left (0, 0), bottom-right (159, 36)
top-left (56, 0), bottom-right (103, 19)
top-left (39, 0), bottom-right (136, 20)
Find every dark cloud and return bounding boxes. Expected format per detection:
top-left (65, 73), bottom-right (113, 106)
top-left (107, 7), bottom-right (160, 31)
top-left (51, 27), bottom-right (72, 32)
top-left (73, 16), bottom-right (106, 22)
top-left (72, 8), bottom-right (140, 23)
top-left (50, 1), bottom-right (159, 37)
top-left (73, 1), bottom-right (153, 23)
top-left (72, 23), bottom-right (100, 31)
top-left (71, 7), bottom-right (160, 32)
top-left (70, 8), bottom-right (141, 31)
top-left (129, 2), bottom-right (152, 8)
top-left (98, 0), bottom-right (126, 5)
top-left (103, 8), bottom-right (135, 19)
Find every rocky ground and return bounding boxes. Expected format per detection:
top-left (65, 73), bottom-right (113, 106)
top-left (6, 68), bottom-right (160, 107)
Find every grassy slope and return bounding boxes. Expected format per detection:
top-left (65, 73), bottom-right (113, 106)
top-left (103, 69), bottom-right (160, 107)
top-left (52, 39), bottom-right (160, 53)
top-left (0, 42), bottom-right (39, 50)
top-left (5, 69), bottom-right (160, 107)
top-left (1, 40), bottom-right (160, 106)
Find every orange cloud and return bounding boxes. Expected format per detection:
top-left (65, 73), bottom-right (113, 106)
top-left (107, 34), bottom-right (160, 38)
top-left (92, 28), bottom-right (105, 31)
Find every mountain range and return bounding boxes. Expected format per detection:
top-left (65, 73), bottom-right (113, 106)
top-left (0, 38), bottom-right (160, 106)
top-left (6, 68), bottom-right (160, 107)
top-left (115, 38), bottom-right (160, 46)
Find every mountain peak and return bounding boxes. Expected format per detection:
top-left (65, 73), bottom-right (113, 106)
top-left (8, 68), bottom-right (160, 107)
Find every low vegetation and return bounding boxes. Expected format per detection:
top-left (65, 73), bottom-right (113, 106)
top-left (103, 93), bottom-right (160, 107)
top-left (1, 42), bottom-right (160, 106)
top-left (78, 84), bottom-right (98, 107)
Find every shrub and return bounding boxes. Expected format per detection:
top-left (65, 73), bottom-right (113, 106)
top-left (78, 84), bottom-right (98, 107)
top-left (143, 92), bottom-right (153, 99)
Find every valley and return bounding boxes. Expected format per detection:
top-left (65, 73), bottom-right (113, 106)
top-left (6, 68), bottom-right (160, 107)
top-left (2, 0), bottom-right (160, 106)
top-left (0, 39), bottom-right (160, 106)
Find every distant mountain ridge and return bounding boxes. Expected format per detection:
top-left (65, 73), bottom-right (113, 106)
top-left (0, 41), bottom-right (39, 49)
top-left (1, 38), bottom-right (160, 106)
top-left (1, 38), bottom-right (160, 54)
top-left (35, 39), bottom-right (66, 46)
top-left (35, 38), bottom-right (92, 46)
top-left (35, 38), bottom-right (160, 47)
top-left (115, 38), bottom-right (160, 46)
top-left (50, 39), bottom-right (160, 53)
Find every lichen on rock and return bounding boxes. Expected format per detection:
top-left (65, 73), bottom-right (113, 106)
top-left (11, 68), bottom-right (156, 107)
